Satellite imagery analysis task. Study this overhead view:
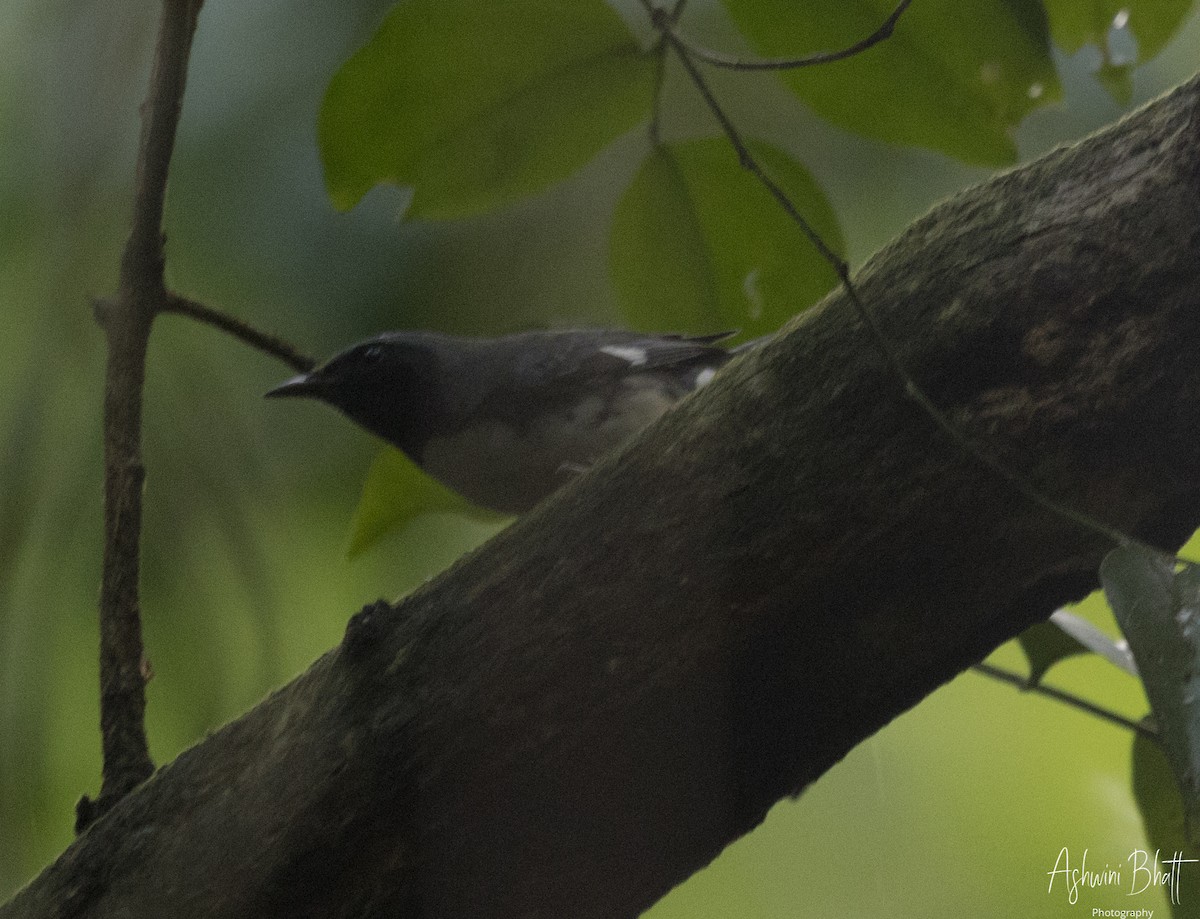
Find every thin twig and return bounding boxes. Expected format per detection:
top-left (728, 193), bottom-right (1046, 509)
top-left (663, 0), bottom-right (913, 71)
top-left (655, 22), bottom-right (1133, 550)
top-left (163, 293), bottom-right (316, 373)
top-left (665, 35), bottom-right (844, 267)
top-left (972, 662), bottom-right (1156, 740)
top-left (647, 0), bottom-right (690, 146)
top-left (648, 39), bottom-right (668, 147)
top-left (81, 0), bottom-right (204, 833)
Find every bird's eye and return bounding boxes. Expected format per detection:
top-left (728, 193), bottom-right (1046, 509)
top-left (362, 345), bottom-right (383, 362)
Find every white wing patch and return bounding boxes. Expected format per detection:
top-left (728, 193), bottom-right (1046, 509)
top-left (695, 367), bottom-right (716, 387)
top-left (599, 344), bottom-right (648, 366)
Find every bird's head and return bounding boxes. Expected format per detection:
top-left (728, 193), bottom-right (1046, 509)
top-left (266, 334), bottom-right (442, 456)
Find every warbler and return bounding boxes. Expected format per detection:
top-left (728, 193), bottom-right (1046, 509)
top-left (267, 328), bottom-right (752, 514)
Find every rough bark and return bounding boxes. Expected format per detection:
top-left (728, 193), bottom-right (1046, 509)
top-left (6, 73), bottom-right (1200, 919)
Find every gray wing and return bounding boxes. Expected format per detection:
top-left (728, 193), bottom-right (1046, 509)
top-left (464, 329), bottom-right (736, 430)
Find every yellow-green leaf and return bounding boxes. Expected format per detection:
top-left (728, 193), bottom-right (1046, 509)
top-left (610, 139), bottom-right (842, 340)
top-left (348, 448), bottom-right (509, 557)
top-left (722, 0), bottom-right (1061, 165)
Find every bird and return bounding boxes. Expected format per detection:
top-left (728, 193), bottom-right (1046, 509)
top-left (266, 328), bottom-right (754, 514)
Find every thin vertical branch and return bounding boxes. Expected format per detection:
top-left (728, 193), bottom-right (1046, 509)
top-left (647, 0), bottom-right (689, 146)
top-left (648, 39), bottom-right (668, 146)
top-left (79, 0), bottom-right (204, 832)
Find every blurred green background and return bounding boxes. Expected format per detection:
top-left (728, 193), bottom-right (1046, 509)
top-left (2, 0), bottom-right (1199, 914)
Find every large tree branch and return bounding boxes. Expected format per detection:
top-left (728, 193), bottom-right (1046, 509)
top-left (8, 73), bottom-right (1200, 919)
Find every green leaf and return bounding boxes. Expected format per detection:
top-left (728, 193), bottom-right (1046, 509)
top-left (1102, 544), bottom-right (1200, 844)
top-left (348, 448), bottom-right (509, 557)
top-left (319, 0), bottom-right (656, 218)
top-left (1043, 1), bottom-right (1195, 103)
top-left (721, 0), bottom-right (1061, 166)
top-left (610, 139), bottom-right (842, 340)
top-left (1131, 733), bottom-right (1200, 916)
top-left (1018, 620), bottom-right (1090, 686)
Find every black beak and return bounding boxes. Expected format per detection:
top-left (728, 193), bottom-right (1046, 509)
top-left (265, 371), bottom-right (324, 399)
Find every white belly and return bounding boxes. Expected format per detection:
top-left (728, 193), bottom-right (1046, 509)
top-left (420, 385), bottom-right (678, 514)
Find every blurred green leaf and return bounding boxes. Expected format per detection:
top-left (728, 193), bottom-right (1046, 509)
top-left (610, 139), bottom-right (841, 340)
top-left (1045, 1), bottom-right (1194, 58)
top-left (349, 448), bottom-right (509, 557)
top-left (1043, 1), bottom-right (1195, 103)
top-left (319, 0), bottom-right (656, 218)
top-left (720, 0), bottom-right (1060, 165)
top-left (1132, 733), bottom-right (1200, 917)
top-left (1103, 544), bottom-right (1200, 844)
